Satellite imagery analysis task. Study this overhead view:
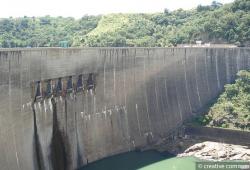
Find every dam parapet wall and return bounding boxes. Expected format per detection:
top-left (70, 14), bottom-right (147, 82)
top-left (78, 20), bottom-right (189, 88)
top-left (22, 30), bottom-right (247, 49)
top-left (0, 47), bottom-right (249, 170)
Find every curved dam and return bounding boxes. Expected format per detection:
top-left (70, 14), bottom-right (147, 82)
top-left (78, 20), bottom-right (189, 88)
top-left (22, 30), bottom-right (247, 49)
top-left (0, 47), bottom-right (249, 170)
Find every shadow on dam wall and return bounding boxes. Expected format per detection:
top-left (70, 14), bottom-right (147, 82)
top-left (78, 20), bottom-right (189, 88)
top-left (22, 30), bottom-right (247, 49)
top-left (0, 47), bottom-right (249, 170)
top-left (32, 102), bottom-right (45, 170)
top-left (50, 97), bottom-right (71, 170)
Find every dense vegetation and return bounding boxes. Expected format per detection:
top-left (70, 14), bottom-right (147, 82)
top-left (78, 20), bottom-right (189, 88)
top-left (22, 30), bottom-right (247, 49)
top-left (0, 0), bottom-right (249, 47)
top-left (0, 15), bottom-right (101, 47)
top-left (197, 70), bottom-right (250, 131)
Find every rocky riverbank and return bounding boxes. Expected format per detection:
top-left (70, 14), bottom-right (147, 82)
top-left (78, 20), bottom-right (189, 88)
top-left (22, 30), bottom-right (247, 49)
top-left (178, 141), bottom-right (250, 161)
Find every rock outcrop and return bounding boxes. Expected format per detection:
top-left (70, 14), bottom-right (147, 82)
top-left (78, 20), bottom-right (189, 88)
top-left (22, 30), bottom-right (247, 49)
top-left (178, 141), bottom-right (250, 161)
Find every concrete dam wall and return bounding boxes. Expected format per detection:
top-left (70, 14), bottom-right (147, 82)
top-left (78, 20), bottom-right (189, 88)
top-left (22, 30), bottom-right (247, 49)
top-left (0, 47), bottom-right (249, 170)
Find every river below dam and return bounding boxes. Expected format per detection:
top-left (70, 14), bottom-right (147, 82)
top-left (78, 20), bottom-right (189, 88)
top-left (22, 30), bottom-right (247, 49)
top-left (79, 150), bottom-right (199, 170)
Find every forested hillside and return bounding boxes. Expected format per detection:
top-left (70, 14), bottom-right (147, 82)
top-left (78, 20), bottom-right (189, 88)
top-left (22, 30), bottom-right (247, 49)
top-left (0, 0), bottom-right (249, 47)
top-left (0, 16), bottom-right (101, 47)
top-left (197, 70), bottom-right (250, 131)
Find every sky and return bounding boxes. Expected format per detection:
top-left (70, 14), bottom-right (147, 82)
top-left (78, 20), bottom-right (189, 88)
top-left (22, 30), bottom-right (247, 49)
top-left (1, 0), bottom-right (234, 18)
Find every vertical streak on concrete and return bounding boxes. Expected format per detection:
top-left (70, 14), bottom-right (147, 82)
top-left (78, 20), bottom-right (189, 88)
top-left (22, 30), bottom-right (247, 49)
top-left (194, 54), bottom-right (202, 108)
top-left (19, 51), bottom-right (24, 170)
top-left (248, 49), bottom-right (250, 70)
top-left (247, 49), bottom-right (250, 69)
top-left (144, 50), bottom-right (152, 134)
top-left (184, 49), bottom-right (192, 114)
top-left (45, 99), bottom-right (51, 170)
top-left (154, 79), bottom-right (161, 122)
top-left (75, 111), bottom-right (82, 167)
top-left (163, 49), bottom-right (170, 128)
top-left (113, 50), bottom-right (116, 99)
top-left (215, 50), bottom-right (221, 90)
top-left (8, 56), bottom-right (21, 170)
top-left (12, 129), bottom-right (20, 170)
top-left (153, 51), bottom-right (159, 115)
top-left (245, 49), bottom-right (249, 70)
top-left (123, 106), bottom-right (130, 151)
top-left (133, 49), bottom-right (141, 139)
top-left (205, 49), bottom-right (211, 97)
top-left (224, 49), bottom-right (231, 83)
top-left (242, 49), bottom-right (247, 70)
top-left (173, 49), bottom-right (182, 123)
top-left (43, 100), bottom-right (47, 120)
top-left (164, 79), bottom-right (170, 118)
top-left (85, 91), bottom-right (88, 115)
top-left (236, 49), bottom-right (240, 72)
top-left (160, 49), bottom-right (168, 130)
top-left (8, 58), bottom-right (13, 169)
top-left (49, 99), bottom-right (53, 113)
top-left (32, 103), bottom-right (44, 170)
top-left (154, 50), bottom-right (164, 134)
top-left (122, 49), bottom-right (130, 150)
top-left (64, 99), bottom-right (68, 136)
top-left (242, 48), bottom-right (247, 70)
top-left (123, 50), bottom-right (127, 107)
top-left (93, 96), bottom-right (96, 114)
top-left (103, 51), bottom-right (106, 100)
top-left (175, 76), bottom-right (183, 123)
top-left (0, 130), bottom-right (10, 170)
top-left (135, 104), bottom-right (141, 136)
top-left (91, 91), bottom-right (94, 115)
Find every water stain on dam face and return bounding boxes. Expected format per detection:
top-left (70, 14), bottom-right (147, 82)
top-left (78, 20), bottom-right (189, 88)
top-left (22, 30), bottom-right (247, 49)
top-left (75, 111), bottom-right (83, 167)
top-left (50, 98), bottom-right (71, 170)
top-left (32, 103), bottom-right (45, 170)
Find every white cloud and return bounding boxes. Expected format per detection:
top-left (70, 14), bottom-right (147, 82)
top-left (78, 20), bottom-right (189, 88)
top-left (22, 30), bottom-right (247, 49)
top-left (1, 0), bottom-right (234, 18)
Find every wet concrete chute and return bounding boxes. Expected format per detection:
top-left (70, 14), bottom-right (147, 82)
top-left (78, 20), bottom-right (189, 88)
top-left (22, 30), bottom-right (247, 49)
top-left (0, 47), bottom-right (249, 170)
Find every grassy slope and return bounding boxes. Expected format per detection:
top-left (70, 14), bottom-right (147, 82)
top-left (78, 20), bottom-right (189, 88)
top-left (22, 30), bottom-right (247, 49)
top-left (80, 13), bottom-right (158, 47)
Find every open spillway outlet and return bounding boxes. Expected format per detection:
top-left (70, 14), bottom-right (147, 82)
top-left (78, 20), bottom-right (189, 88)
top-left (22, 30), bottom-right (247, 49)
top-left (31, 73), bottom-right (97, 102)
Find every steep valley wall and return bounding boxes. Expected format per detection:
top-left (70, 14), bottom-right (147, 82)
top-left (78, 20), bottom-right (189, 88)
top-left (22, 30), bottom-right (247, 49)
top-left (0, 47), bottom-right (249, 170)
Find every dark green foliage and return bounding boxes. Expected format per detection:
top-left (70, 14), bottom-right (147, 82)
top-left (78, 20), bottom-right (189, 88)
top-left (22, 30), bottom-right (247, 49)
top-left (0, 0), bottom-right (249, 47)
top-left (225, 84), bottom-right (239, 99)
top-left (195, 115), bottom-right (212, 126)
top-left (0, 15), bottom-right (101, 47)
top-left (199, 70), bottom-right (250, 131)
top-left (231, 0), bottom-right (250, 12)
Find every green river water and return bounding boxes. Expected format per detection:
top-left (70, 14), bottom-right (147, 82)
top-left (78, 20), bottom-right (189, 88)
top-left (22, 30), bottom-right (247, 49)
top-left (79, 150), bottom-right (199, 170)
